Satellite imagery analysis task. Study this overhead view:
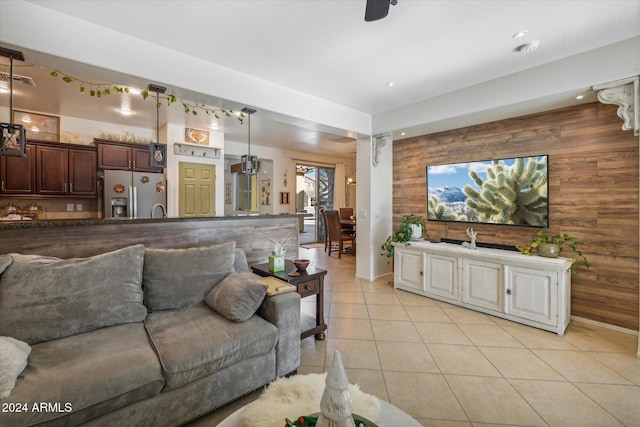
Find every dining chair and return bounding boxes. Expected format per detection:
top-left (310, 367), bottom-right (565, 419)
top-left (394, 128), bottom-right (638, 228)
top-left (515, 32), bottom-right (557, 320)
top-left (324, 209), bottom-right (355, 258)
top-left (338, 207), bottom-right (355, 235)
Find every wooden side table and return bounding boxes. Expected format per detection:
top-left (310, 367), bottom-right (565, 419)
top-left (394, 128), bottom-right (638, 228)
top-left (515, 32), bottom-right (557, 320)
top-left (251, 260), bottom-right (327, 340)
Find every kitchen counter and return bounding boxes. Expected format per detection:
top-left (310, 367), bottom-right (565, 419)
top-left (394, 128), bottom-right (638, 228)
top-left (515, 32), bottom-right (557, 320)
top-left (0, 213), bottom-right (310, 230)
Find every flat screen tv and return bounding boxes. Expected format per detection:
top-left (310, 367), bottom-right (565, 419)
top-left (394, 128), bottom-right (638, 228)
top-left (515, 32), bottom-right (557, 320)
top-left (426, 155), bottom-right (548, 228)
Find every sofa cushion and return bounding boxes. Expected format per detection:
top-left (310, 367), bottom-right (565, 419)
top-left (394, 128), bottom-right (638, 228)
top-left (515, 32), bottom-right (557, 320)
top-left (0, 245), bottom-right (147, 345)
top-left (205, 272), bottom-right (268, 322)
top-left (145, 305), bottom-right (278, 390)
top-left (143, 241), bottom-right (237, 311)
top-left (0, 323), bottom-right (164, 427)
top-left (0, 336), bottom-right (31, 399)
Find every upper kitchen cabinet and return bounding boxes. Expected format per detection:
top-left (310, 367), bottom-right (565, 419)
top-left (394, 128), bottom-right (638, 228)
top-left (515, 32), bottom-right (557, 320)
top-left (95, 139), bottom-right (155, 172)
top-left (36, 143), bottom-right (97, 197)
top-left (1, 144), bottom-right (36, 194)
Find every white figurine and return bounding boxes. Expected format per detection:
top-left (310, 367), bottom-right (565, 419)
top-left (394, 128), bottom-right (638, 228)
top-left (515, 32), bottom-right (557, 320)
top-left (316, 351), bottom-right (355, 427)
top-left (466, 228), bottom-right (477, 250)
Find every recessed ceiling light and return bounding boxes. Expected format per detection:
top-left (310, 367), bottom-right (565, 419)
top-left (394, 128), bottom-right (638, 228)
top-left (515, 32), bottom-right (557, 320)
top-left (575, 95), bottom-right (584, 100)
top-left (387, 81), bottom-right (397, 87)
top-left (119, 108), bottom-right (133, 116)
top-left (516, 41), bottom-right (539, 53)
top-left (128, 88), bottom-right (141, 95)
top-left (21, 116), bottom-right (31, 123)
top-left (401, 132), bottom-right (406, 136)
top-left (30, 126), bottom-right (39, 132)
top-left (209, 124), bottom-right (219, 130)
top-left (513, 30), bottom-right (528, 38)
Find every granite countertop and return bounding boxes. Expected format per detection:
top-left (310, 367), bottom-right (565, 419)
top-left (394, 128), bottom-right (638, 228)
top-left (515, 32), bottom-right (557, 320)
top-left (0, 213), bottom-right (311, 230)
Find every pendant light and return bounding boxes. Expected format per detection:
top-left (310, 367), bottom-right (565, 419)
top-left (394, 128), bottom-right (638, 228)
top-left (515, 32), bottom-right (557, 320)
top-left (148, 83), bottom-right (167, 168)
top-left (0, 47), bottom-right (27, 157)
top-left (240, 107), bottom-right (258, 175)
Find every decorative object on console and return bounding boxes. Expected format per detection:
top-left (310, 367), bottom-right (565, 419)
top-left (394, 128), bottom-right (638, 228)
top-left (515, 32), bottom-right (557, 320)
top-left (517, 231), bottom-right (589, 275)
top-left (461, 228), bottom-right (477, 250)
top-left (427, 155), bottom-right (548, 227)
top-left (293, 259), bottom-right (310, 271)
top-left (381, 214), bottom-right (428, 259)
top-left (1, 47), bottom-right (27, 157)
top-left (268, 238), bottom-right (288, 272)
top-left (148, 84), bottom-right (167, 168)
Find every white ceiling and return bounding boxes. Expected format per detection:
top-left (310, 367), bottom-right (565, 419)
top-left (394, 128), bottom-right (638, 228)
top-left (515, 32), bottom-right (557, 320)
top-left (1, 0), bottom-right (639, 156)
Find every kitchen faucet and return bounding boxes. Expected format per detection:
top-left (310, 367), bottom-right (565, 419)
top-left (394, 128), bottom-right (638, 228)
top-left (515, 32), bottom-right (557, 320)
top-left (150, 203), bottom-right (166, 218)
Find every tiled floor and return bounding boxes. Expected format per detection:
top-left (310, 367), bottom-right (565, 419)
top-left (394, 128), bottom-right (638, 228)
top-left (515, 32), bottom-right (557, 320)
top-left (191, 246), bottom-right (640, 426)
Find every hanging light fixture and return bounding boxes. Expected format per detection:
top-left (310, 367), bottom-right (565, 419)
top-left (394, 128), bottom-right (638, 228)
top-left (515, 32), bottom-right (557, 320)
top-left (148, 83), bottom-right (167, 168)
top-left (240, 107), bottom-right (258, 175)
top-left (0, 47), bottom-right (26, 157)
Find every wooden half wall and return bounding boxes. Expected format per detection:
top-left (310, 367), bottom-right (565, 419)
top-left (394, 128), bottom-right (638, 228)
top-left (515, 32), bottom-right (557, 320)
top-left (393, 103), bottom-right (639, 331)
top-left (0, 216), bottom-right (299, 266)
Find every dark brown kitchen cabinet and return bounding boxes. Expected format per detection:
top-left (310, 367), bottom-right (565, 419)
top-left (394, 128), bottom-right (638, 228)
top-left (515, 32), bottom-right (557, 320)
top-left (36, 145), bottom-right (97, 196)
top-left (95, 139), bottom-right (155, 172)
top-left (0, 144), bottom-right (36, 194)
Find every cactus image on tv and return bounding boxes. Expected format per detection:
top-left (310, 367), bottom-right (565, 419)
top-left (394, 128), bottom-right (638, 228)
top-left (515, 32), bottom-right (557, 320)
top-left (427, 155), bottom-right (548, 227)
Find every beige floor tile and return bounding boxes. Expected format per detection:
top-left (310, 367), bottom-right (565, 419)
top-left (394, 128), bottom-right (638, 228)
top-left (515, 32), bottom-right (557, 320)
top-left (329, 302), bottom-right (369, 319)
top-left (575, 383), bottom-right (640, 427)
top-left (510, 379), bottom-right (625, 427)
top-left (404, 305), bottom-right (453, 323)
top-left (396, 290), bottom-right (440, 306)
top-left (441, 306), bottom-right (497, 325)
top-left (414, 322), bottom-right (473, 345)
top-left (371, 319), bottom-right (422, 342)
top-left (367, 304), bottom-right (410, 321)
top-left (533, 349), bottom-right (633, 384)
top-left (330, 281), bottom-right (362, 293)
top-left (326, 317), bottom-right (374, 340)
top-left (502, 324), bottom-right (579, 350)
top-left (364, 292), bottom-right (402, 305)
top-left (344, 368), bottom-right (389, 401)
top-left (446, 375), bottom-right (545, 426)
top-left (377, 341), bottom-right (440, 373)
top-left (419, 420), bottom-right (472, 427)
top-left (457, 324), bottom-right (525, 348)
top-left (384, 371), bottom-right (468, 420)
top-left (562, 322), bottom-right (633, 353)
top-left (588, 351), bottom-right (640, 385)
top-left (299, 335), bottom-right (327, 367)
top-left (361, 281), bottom-right (396, 294)
top-left (298, 365), bottom-right (325, 375)
top-left (325, 338), bottom-right (381, 370)
top-left (330, 291), bottom-right (366, 304)
top-left (428, 344), bottom-right (501, 377)
top-left (479, 347), bottom-right (564, 381)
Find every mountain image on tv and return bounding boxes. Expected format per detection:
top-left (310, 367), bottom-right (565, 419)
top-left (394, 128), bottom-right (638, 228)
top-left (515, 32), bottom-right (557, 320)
top-left (427, 156), bottom-right (548, 227)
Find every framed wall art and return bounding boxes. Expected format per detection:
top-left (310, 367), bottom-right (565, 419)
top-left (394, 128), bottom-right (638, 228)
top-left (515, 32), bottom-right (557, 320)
top-left (280, 192), bottom-right (290, 204)
top-left (185, 128), bottom-right (209, 145)
top-left (13, 110), bottom-right (60, 142)
top-left (261, 179), bottom-right (271, 206)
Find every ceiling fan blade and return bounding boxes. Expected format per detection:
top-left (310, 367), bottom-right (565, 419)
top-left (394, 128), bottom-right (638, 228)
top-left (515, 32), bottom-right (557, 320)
top-left (364, 0), bottom-right (390, 22)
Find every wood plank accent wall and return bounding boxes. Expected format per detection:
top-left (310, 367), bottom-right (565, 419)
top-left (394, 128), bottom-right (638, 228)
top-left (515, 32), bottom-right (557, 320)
top-left (393, 103), bottom-right (639, 331)
top-left (0, 217), bottom-right (299, 266)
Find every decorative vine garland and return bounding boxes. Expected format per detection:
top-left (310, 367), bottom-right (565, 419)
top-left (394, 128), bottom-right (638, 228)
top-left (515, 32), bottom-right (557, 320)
top-left (48, 69), bottom-right (246, 123)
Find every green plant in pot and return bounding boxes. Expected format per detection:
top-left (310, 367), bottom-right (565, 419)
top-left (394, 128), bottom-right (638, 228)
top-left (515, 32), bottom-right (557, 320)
top-left (381, 214), bottom-right (428, 259)
top-left (517, 231), bottom-right (589, 275)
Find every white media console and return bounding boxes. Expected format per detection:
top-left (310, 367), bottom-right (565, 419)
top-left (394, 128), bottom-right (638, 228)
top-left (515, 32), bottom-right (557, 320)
top-left (394, 241), bottom-right (573, 335)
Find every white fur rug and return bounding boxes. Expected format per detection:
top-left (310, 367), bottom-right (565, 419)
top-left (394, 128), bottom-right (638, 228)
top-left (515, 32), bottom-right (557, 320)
top-left (239, 373), bottom-right (381, 427)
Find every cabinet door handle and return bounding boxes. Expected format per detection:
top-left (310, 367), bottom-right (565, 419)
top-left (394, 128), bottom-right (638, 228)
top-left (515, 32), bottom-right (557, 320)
top-left (304, 285), bottom-right (310, 291)
top-left (133, 160), bottom-right (136, 168)
top-left (69, 183), bottom-right (73, 193)
top-left (420, 271), bottom-right (423, 276)
top-left (64, 183), bottom-right (68, 193)
top-left (128, 160), bottom-right (132, 168)
top-left (506, 289), bottom-right (512, 295)
top-left (1, 181), bottom-right (4, 191)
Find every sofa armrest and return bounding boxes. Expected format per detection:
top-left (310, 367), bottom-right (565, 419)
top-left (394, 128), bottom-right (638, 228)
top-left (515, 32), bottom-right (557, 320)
top-left (257, 291), bottom-right (301, 377)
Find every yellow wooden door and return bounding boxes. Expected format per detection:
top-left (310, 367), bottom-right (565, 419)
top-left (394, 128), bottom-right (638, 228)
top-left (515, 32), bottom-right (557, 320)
top-left (179, 162), bottom-right (216, 217)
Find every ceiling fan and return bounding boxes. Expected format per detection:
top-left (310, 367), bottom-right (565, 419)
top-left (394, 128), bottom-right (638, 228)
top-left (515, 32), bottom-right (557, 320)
top-left (364, 0), bottom-right (398, 22)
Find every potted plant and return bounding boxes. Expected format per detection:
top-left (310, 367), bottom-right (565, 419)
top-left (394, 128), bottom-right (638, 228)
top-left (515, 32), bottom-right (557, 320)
top-left (517, 231), bottom-right (589, 275)
top-left (381, 214), bottom-right (428, 259)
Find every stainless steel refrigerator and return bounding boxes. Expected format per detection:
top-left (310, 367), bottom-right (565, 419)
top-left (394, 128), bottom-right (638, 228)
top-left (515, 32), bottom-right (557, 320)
top-left (103, 170), bottom-right (166, 219)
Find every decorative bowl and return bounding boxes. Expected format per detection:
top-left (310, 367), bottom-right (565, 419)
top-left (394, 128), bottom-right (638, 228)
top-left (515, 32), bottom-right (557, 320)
top-left (293, 259), bottom-right (310, 271)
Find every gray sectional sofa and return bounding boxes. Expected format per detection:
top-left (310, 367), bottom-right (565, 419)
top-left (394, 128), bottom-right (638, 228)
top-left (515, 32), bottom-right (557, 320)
top-left (0, 241), bottom-right (301, 426)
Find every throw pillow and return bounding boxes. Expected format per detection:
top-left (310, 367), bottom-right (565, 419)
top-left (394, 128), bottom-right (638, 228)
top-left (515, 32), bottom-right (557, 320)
top-left (0, 244), bottom-right (147, 344)
top-left (205, 272), bottom-right (268, 322)
top-left (0, 336), bottom-right (32, 399)
top-left (143, 241), bottom-right (237, 311)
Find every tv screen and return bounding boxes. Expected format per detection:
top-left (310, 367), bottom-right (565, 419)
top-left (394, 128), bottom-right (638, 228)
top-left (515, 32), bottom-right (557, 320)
top-left (427, 155), bottom-right (548, 228)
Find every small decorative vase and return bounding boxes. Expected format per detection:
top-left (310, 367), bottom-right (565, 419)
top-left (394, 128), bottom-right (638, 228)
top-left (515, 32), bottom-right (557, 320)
top-left (410, 224), bottom-right (422, 241)
top-left (537, 243), bottom-right (561, 258)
